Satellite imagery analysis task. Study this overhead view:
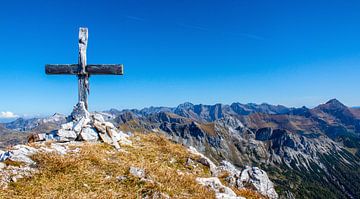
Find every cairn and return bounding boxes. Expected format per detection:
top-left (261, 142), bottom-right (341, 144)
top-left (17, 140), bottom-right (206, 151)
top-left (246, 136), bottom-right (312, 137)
top-left (29, 102), bottom-right (131, 150)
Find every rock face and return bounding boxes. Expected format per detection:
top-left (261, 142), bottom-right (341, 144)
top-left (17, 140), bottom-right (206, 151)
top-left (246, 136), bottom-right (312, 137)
top-left (196, 177), bottom-right (244, 199)
top-left (188, 147), bottom-right (278, 199)
top-left (33, 101), bottom-right (131, 150)
top-left (102, 99), bottom-right (360, 198)
top-left (238, 166), bottom-right (278, 199)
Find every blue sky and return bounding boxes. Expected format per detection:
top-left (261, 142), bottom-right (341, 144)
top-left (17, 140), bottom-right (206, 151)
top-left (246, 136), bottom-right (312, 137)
top-left (0, 0), bottom-right (360, 118)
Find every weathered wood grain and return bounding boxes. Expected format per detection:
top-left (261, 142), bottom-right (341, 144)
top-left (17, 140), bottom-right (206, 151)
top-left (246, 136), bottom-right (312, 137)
top-left (78, 27), bottom-right (89, 109)
top-left (45, 64), bottom-right (80, 74)
top-left (78, 27), bottom-right (88, 75)
top-left (86, 64), bottom-right (124, 75)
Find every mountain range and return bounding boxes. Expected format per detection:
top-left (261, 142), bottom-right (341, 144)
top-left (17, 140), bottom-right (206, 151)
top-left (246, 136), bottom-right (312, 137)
top-left (1, 99), bottom-right (360, 198)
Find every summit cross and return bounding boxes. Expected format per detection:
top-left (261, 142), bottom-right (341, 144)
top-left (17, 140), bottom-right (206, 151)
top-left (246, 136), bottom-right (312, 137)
top-left (45, 27), bottom-right (124, 110)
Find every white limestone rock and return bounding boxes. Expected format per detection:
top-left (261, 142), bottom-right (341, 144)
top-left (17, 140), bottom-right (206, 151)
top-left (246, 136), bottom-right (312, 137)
top-left (129, 166), bottom-right (146, 178)
top-left (238, 166), bottom-right (278, 199)
top-left (188, 147), bottom-right (278, 199)
top-left (79, 127), bottom-right (99, 141)
top-left (196, 177), bottom-right (244, 199)
top-left (216, 161), bottom-right (241, 177)
top-left (215, 161), bottom-right (241, 187)
top-left (98, 132), bottom-right (113, 145)
top-left (188, 146), bottom-right (217, 174)
top-left (104, 122), bottom-right (116, 129)
top-left (8, 145), bottom-right (38, 165)
top-left (61, 121), bottom-right (74, 130)
top-left (0, 151), bottom-right (10, 162)
top-left (92, 113), bottom-right (105, 123)
top-left (0, 162), bottom-right (6, 170)
top-left (109, 128), bottom-right (132, 146)
top-left (57, 129), bottom-right (77, 142)
top-left (73, 117), bottom-right (90, 133)
top-left (93, 121), bottom-right (107, 134)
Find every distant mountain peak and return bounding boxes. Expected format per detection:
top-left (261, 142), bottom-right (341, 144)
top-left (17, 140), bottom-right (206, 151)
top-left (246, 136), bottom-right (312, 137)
top-left (52, 113), bottom-right (64, 117)
top-left (177, 102), bottom-right (194, 109)
top-left (325, 98), bottom-right (344, 106)
top-left (317, 99), bottom-right (348, 111)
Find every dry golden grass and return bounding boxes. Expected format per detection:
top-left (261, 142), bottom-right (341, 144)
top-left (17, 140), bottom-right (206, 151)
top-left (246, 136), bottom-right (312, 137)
top-left (0, 133), bottom-right (215, 199)
top-left (3, 159), bottom-right (24, 167)
top-left (233, 188), bottom-right (266, 199)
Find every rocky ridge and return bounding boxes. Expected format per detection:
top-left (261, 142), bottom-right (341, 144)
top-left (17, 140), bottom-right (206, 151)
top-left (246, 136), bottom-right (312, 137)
top-left (0, 102), bottom-right (278, 198)
top-left (1, 99), bottom-right (359, 198)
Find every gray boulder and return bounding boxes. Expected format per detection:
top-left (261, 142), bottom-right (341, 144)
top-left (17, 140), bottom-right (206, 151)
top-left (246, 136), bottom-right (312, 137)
top-left (196, 177), bottom-right (244, 199)
top-left (238, 166), bottom-right (278, 199)
top-left (79, 127), bottom-right (99, 141)
top-left (129, 166), bottom-right (146, 178)
top-left (57, 129), bottom-right (77, 142)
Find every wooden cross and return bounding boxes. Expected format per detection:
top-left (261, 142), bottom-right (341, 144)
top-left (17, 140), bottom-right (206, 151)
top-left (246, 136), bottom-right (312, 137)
top-left (45, 27), bottom-right (124, 110)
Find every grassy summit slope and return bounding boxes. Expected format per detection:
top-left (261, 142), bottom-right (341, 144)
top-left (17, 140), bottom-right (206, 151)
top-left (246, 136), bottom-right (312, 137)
top-left (1, 133), bottom-right (218, 199)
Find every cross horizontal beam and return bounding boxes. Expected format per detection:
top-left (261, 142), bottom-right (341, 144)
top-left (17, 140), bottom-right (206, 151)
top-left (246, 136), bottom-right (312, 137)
top-left (45, 64), bottom-right (124, 75)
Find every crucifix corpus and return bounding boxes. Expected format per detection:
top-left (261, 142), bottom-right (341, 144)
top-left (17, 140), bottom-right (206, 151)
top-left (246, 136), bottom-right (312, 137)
top-left (45, 27), bottom-right (124, 111)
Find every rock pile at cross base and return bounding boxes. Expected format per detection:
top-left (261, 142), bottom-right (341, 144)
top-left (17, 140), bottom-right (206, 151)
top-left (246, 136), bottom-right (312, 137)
top-left (29, 102), bottom-right (131, 149)
top-left (0, 102), bottom-right (278, 198)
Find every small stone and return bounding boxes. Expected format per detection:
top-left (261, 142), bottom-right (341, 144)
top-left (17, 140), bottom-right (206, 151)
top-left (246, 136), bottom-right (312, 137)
top-left (79, 127), bottom-right (99, 141)
top-left (83, 183), bottom-right (90, 189)
top-left (169, 158), bottom-right (176, 164)
top-left (93, 121), bottom-right (107, 134)
top-left (111, 135), bottom-right (121, 150)
top-left (0, 150), bottom-right (8, 162)
top-left (11, 175), bottom-right (23, 183)
top-left (92, 114), bottom-right (105, 123)
top-left (9, 145), bottom-right (38, 164)
top-left (196, 177), bottom-right (243, 199)
top-left (61, 121), bottom-right (74, 130)
top-left (185, 158), bottom-right (195, 167)
top-left (0, 162), bottom-right (6, 170)
top-left (73, 117), bottom-right (90, 133)
top-left (50, 143), bottom-right (68, 155)
top-left (116, 175), bottom-right (128, 182)
top-left (57, 129), bottom-right (77, 142)
top-left (104, 122), bottom-right (115, 129)
top-left (188, 146), bottom-right (217, 174)
top-left (129, 166), bottom-right (145, 178)
top-left (112, 129), bottom-right (132, 146)
top-left (11, 176), bottom-right (17, 183)
top-left (98, 131), bottom-right (113, 145)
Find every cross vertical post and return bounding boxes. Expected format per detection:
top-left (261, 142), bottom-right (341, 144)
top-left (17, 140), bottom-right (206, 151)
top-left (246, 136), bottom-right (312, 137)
top-left (78, 28), bottom-right (89, 109)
